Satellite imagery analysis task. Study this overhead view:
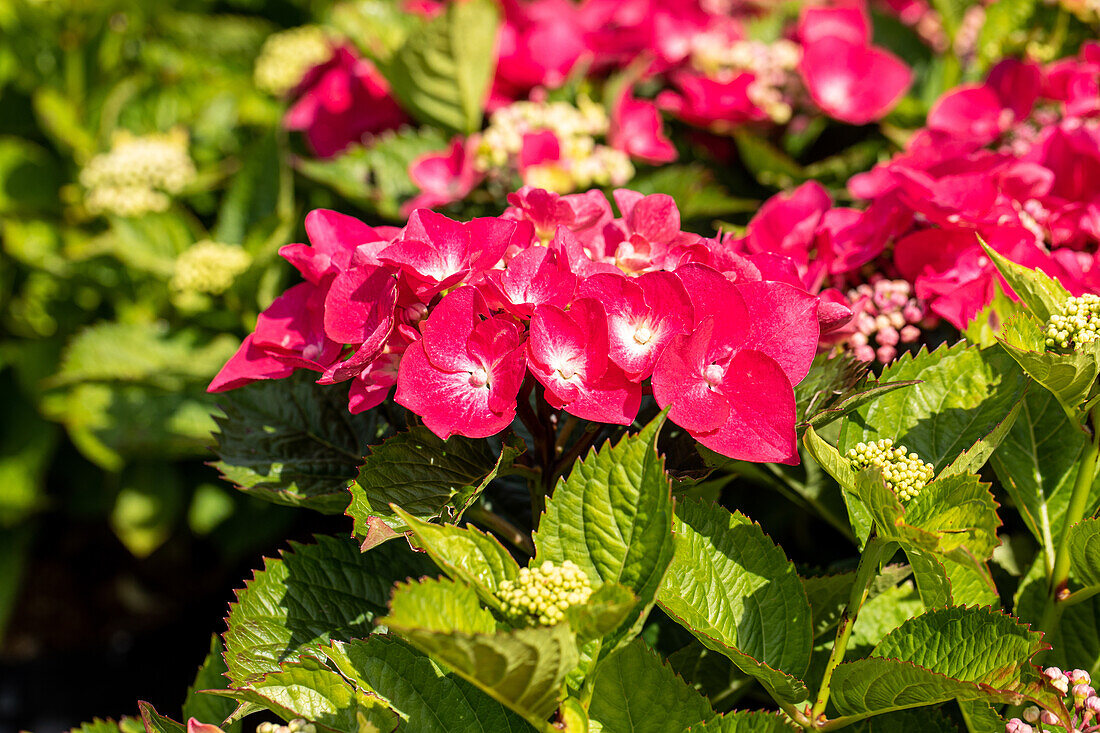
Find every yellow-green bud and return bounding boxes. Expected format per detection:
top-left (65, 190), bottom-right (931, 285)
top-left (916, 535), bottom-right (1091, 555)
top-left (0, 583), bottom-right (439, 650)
top-left (80, 129), bottom-right (196, 217)
top-left (845, 438), bottom-right (934, 502)
top-left (171, 241), bottom-right (251, 294)
top-left (497, 560), bottom-right (593, 627)
top-left (254, 26), bottom-right (333, 96)
top-left (1045, 294), bottom-right (1100, 350)
top-left (256, 721), bottom-right (316, 733)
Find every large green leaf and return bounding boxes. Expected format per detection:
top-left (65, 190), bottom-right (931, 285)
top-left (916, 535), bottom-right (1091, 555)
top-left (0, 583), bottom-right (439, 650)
top-left (347, 428), bottom-right (522, 549)
top-left (381, 578), bottom-right (578, 724)
top-left (588, 639), bottom-right (715, 733)
top-left (992, 384), bottom-right (1100, 561)
top-left (848, 707), bottom-right (963, 732)
top-left (629, 164), bottom-right (759, 220)
top-left (657, 499), bottom-right (811, 703)
top-left (212, 373), bottom-right (392, 514)
top-left (323, 636), bottom-right (532, 732)
top-left (688, 712), bottom-right (799, 732)
top-left (214, 656), bottom-right (399, 733)
top-left (533, 413), bottom-right (674, 656)
top-left (392, 507), bottom-right (519, 610)
top-left (183, 634), bottom-right (239, 729)
top-left (998, 313), bottom-right (1100, 419)
top-left (50, 322), bottom-right (238, 390)
top-left (830, 607), bottom-right (1051, 719)
top-left (977, 236), bottom-right (1071, 324)
top-left (802, 564), bottom-right (912, 640)
top-left (1069, 518), bottom-right (1100, 588)
top-left (137, 703), bottom-right (185, 733)
top-left (838, 343), bottom-right (1025, 474)
top-left (213, 130), bottom-right (286, 247)
top-left (223, 535), bottom-right (435, 687)
top-left (381, 0), bottom-right (499, 133)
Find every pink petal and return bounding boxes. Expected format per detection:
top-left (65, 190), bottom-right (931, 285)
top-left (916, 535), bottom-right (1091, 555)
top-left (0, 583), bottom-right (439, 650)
top-left (734, 281), bottom-right (820, 385)
top-left (798, 5), bottom-right (870, 45)
top-left (651, 319), bottom-right (731, 434)
top-left (323, 266), bottom-right (398, 346)
top-left (800, 38), bottom-right (911, 124)
top-left (208, 334), bottom-right (296, 392)
top-left (420, 286), bottom-right (490, 373)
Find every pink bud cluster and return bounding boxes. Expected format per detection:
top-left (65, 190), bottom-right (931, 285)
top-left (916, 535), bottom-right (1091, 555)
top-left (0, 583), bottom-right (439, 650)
top-left (209, 186), bottom-right (851, 464)
top-left (846, 277), bottom-right (930, 363)
top-left (1007, 668), bottom-right (1100, 732)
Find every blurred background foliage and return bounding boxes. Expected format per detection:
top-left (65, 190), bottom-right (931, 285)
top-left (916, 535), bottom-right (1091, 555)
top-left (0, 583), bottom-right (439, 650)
top-left (0, 0), bottom-right (1095, 728)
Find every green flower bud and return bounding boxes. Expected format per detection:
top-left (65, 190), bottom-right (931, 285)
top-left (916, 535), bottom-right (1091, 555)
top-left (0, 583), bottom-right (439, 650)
top-left (1045, 294), bottom-right (1100, 350)
top-left (497, 560), bottom-right (593, 627)
top-left (845, 438), bottom-right (934, 502)
top-left (80, 129), bottom-right (196, 217)
top-left (172, 241), bottom-right (251, 295)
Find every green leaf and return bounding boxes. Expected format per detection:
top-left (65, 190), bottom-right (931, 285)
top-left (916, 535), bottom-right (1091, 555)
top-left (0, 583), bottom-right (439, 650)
top-left (963, 284), bottom-right (1022, 348)
top-left (657, 499), bottom-right (811, 703)
top-left (998, 313), bottom-right (1100, 419)
top-left (70, 720), bottom-right (124, 733)
top-left (830, 607), bottom-right (1049, 718)
top-left (137, 703), bottom-right (186, 733)
top-left (50, 322), bottom-right (238, 390)
top-left (563, 583), bottom-right (637, 643)
top-left (33, 86), bottom-right (96, 161)
top-left (731, 130), bottom-right (806, 188)
top-left (802, 564), bottom-right (912, 639)
top-left (977, 235), bottom-right (1071, 324)
top-left (688, 711), bottom-right (800, 731)
top-left (110, 462), bottom-right (185, 558)
top-left (848, 706), bottom-right (964, 732)
top-left (976, 0), bottom-right (1036, 68)
top-left (329, 0), bottom-right (422, 63)
top-left (533, 412), bottom-right (674, 657)
top-left (91, 212), bottom-right (197, 277)
top-left (839, 342), bottom-right (1026, 474)
top-left (348, 428), bottom-right (523, 549)
top-left (939, 401), bottom-right (1022, 478)
top-left (382, 579), bottom-right (578, 724)
top-left (1069, 518), bottom-right (1100, 588)
top-left (213, 130), bottom-right (286, 246)
top-left (183, 634), bottom-right (239, 730)
top-left (223, 535), bottom-right (436, 687)
top-left (391, 506), bottom-right (519, 609)
top-left (628, 164), bottom-right (759, 220)
top-left (217, 655), bottom-right (400, 733)
top-left (0, 136), bottom-right (61, 214)
top-left (903, 473), bottom-right (1001, 558)
top-left (322, 636), bottom-right (532, 732)
top-left (381, 0), bottom-right (499, 133)
top-left (213, 373), bottom-right (392, 514)
top-left (908, 548), bottom-right (998, 609)
top-left (990, 386), bottom-right (1100, 566)
top-left (385, 577), bottom-right (497, 635)
top-left (588, 640), bottom-right (715, 733)
top-left (802, 425), bottom-right (871, 545)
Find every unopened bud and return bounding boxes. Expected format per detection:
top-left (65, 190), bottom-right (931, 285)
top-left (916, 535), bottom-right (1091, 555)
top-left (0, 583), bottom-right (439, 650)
top-left (1004, 719), bottom-right (1032, 733)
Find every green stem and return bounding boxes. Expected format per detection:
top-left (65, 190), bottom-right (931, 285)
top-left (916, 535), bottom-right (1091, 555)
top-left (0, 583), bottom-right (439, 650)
top-left (1061, 585), bottom-right (1100, 608)
top-left (1039, 406), bottom-right (1100, 644)
top-left (465, 505), bottom-right (534, 556)
top-left (810, 535), bottom-right (886, 723)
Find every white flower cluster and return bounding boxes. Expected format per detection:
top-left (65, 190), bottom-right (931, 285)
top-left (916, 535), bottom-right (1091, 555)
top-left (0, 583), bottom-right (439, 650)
top-left (253, 25), bottom-right (333, 96)
top-left (845, 438), bottom-right (935, 502)
top-left (497, 560), bottom-right (592, 627)
top-left (80, 129), bottom-right (196, 217)
top-left (257, 720), bottom-right (316, 733)
top-left (1045, 294), bottom-right (1100, 350)
top-left (475, 98), bottom-right (633, 192)
top-left (690, 37), bottom-right (802, 123)
top-left (171, 240), bottom-right (251, 295)
top-left (1007, 668), bottom-right (1100, 732)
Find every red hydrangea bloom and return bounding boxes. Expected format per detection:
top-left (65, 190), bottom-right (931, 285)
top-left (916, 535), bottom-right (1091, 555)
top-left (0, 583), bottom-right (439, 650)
top-left (609, 88), bottom-right (678, 164)
top-left (405, 138), bottom-right (484, 214)
top-left (284, 46), bottom-right (407, 158)
top-left (396, 287), bottom-right (527, 439)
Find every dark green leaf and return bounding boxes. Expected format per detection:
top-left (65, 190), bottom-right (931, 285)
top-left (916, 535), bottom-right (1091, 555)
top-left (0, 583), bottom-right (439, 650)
top-left (183, 634), bottom-right (239, 730)
top-left (213, 373), bottom-right (392, 514)
top-left (977, 236), bottom-right (1071, 324)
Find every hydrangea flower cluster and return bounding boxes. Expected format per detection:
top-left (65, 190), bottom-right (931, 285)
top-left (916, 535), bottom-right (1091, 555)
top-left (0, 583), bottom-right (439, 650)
top-left (407, 96), bottom-right (661, 213)
top-left (170, 241), bottom-right (252, 296)
top-left (1045, 294), bottom-right (1100, 349)
top-left (253, 25), bottom-right (333, 96)
top-left (846, 439), bottom-right (934, 502)
top-left (473, 98), bottom-right (633, 193)
top-left (498, 560), bottom-right (592, 627)
top-left (1006, 668), bottom-right (1100, 732)
top-left (210, 186), bottom-right (850, 464)
top-left (688, 38), bottom-right (802, 124)
top-left (844, 278), bottom-right (930, 363)
top-left (80, 129), bottom-right (196, 217)
top-left (256, 720), bottom-right (317, 733)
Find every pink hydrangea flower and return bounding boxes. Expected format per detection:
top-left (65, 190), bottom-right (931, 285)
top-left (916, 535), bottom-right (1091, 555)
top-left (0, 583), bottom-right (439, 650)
top-left (405, 138), bottom-right (484, 214)
top-left (284, 46), bottom-right (407, 158)
top-left (609, 88), bottom-right (678, 164)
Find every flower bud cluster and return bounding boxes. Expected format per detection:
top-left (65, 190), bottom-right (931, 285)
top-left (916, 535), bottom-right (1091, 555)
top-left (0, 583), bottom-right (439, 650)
top-left (1009, 668), bottom-right (1100, 731)
top-left (1045, 294), bottom-right (1100, 350)
top-left (80, 129), bottom-right (196, 217)
top-left (474, 98), bottom-right (633, 192)
top-left (257, 720), bottom-right (316, 733)
top-left (171, 241), bottom-right (252, 295)
top-left (253, 26), bottom-right (333, 96)
top-left (846, 439), bottom-right (934, 502)
top-left (848, 277), bottom-right (928, 363)
top-left (690, 37), bottom-right (801, 123)
top-left (497, 560), bottom-right (592, 627)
